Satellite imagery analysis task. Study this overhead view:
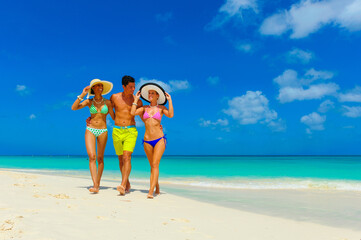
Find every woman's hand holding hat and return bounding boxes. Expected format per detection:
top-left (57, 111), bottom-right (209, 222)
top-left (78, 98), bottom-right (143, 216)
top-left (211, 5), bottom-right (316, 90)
top-left (78, 86), bottom-right (90, 100)
top-left (134, 91), bottom-right (141, 100)
top-left (82, 86), bottom-right (90, 96)
top-left (165, 92), bottom-right (172, 101)
top-left (132, 91), bottom-right (141, 106)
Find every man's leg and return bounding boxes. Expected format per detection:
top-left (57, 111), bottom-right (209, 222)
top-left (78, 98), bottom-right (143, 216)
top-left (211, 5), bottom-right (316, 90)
top-left (113, 128), bottom-right (129, 193)
top-left (118, 155), bottom-right (131, 192)
top-left (118, 154), bottom-right (123, 174)
top-left (117, 128), bottom-right (137, 195)
top-left (118, 151), bottom-right (132, 194)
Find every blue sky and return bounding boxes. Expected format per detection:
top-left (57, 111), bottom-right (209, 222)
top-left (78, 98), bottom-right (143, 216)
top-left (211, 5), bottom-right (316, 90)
top-left (2, 0), bottom-right (361, 155)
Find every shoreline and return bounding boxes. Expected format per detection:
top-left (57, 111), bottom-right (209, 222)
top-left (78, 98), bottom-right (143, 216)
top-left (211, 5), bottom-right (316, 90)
top-left (1, 170), bottom-right (361, 239)
top-left (2, 167), bottom-right (361, 230)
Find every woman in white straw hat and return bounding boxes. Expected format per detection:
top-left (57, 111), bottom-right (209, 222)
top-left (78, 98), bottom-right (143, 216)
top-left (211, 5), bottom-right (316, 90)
top-left (130, 83), bottom-right (174, 199)
top-left (71, 79), bottom-right (114, 193)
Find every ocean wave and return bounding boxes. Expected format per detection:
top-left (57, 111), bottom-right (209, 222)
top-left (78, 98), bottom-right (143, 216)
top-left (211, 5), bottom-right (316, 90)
top-left (130, 177), bottom-right (361, 191)
top-left (4, 168), bottom-right (361, 192)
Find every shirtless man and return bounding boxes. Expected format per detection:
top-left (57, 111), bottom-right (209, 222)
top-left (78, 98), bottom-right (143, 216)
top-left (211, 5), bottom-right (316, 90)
top-left (110, 75), bottom-right (142, 195)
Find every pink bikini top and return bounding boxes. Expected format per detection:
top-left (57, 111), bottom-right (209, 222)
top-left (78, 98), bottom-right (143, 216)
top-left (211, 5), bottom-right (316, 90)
top-left (143, 107), bottom-right (162, 121)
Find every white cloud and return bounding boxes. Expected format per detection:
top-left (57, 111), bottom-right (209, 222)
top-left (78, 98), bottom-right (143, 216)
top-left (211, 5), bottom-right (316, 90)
top-left (155, 12), bottom-right (173, 22)
top-left (29, 114), bottom-right (36, 120)
top-left (199, 118), bottom-right (229, 127)
top-left (338, 0), bottom-right (361, 30)
top-left (260, 12), bottom-right (291, 36)
top-left (342, 105), bottom-right (361, 118)
top-left (318, 100), bottom-right (335, 113)
top-left (338, 86), bottom-right (361, 102)
top-left (274, 69), bottom-right (339, 103)
top-left (220, 0), bottom-right (257, 16)
top-left (300, 112), bottom-right (326, 131)
top-left (207, 76), bottom-right (220, 85)
top-left (260, 0), bottom-right (361, 39)
top-left (136, 78), bottom-right (191, 93)
top-left (304, 68), bottom-right (334, 83)
top-left (223, 91), bottom-right (278, 125)
top-left (206, 0), bottom-right (258, 30)
top-left (16, 85), bottom-right (26, 91)
top-left (267, 119), bottom-right (287, 132)
top-left (200, 119), bottom-right (212, 127)
top-left (274, 69), bottom-right (300, 88)
top-left (169, 80), bottom-right (190, 91)
top-left (236, 43), bottom-right (253, 53)
top-left (287, 48), bottom-right (314, 64)
top-left (16, 85), bottom-right (30, 96)
top-left (278, 83), bottom-right (339, 103)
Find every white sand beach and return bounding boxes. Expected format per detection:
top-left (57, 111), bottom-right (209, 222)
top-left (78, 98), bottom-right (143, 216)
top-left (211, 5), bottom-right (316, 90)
top-left (1, 170), bottom-right (360, 240)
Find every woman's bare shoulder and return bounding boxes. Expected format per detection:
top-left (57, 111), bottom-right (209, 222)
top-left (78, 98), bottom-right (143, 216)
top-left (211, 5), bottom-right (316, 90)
top-left (83, 99), bottom-right (91, 106)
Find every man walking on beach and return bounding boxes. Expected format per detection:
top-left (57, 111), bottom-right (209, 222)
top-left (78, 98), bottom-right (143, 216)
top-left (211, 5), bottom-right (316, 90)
top-left (110, 75), bottom-right (142, 195)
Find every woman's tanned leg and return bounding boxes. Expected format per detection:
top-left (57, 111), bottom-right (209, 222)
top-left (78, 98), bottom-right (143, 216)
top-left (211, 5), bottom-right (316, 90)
top-left (145, 140), bottom-right (165, 198)
top-left (95, 131), bottom-right (108, 190)
top-left (85, 130), bottom-right (97, 192)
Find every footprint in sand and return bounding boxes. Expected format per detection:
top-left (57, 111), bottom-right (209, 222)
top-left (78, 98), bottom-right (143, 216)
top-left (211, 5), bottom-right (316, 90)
top-left (33, 194), bottom-right (46, 199)
top-left (0, 219), bottom-right (14, 231)
top-left (49, 194), bottom-right (70, 199)
top-left (13, 183), bottom-right (25, 187)
top-left (170, 218), bottom-right (190, 223)
top-left (0, 216), bottom-right (24, 239)
top-left (32, 184), bottom-right (44, 187)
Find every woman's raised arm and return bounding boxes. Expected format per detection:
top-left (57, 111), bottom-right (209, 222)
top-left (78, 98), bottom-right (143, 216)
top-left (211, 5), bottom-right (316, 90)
top-left (130, 91), bottom-right (145, 116)
top-left (162, 92), bottom-right (174, 118)
top-left (71, 86), bottom-right (90, 110)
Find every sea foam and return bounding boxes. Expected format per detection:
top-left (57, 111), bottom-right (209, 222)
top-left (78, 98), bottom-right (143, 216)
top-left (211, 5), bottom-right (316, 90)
top-left (130, 177), bottom-right (361, 191)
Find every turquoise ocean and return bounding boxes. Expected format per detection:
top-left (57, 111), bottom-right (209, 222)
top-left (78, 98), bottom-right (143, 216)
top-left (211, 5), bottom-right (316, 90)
top-left (2, 155), bottom-right (361, 229)
top-left (1, 155), bottom-right (361, 191)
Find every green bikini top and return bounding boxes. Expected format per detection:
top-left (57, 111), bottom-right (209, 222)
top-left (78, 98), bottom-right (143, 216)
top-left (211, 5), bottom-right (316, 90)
top-left (90, 100), bottom-right (108, 114)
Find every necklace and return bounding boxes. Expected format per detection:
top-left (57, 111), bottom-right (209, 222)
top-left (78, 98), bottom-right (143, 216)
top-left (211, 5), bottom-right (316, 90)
top-left (149, 104), bottom-right (158, 108)
top-left (93, 97), bottom-right (103, 104)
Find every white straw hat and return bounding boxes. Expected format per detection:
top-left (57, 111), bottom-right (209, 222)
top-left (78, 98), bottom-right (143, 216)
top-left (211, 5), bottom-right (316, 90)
top-left (139, 83), bottom-right (167, 105)
top-left (87, 79), bottom-right (113, 98)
